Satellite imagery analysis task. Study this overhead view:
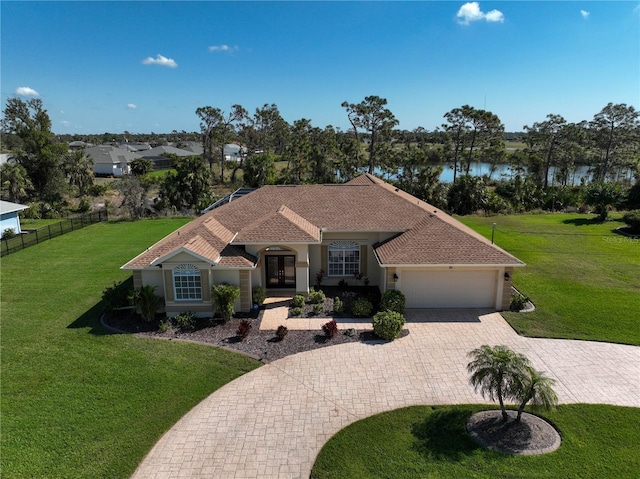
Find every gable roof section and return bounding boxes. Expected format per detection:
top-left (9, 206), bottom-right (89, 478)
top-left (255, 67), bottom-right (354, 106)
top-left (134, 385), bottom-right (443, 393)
top-left (123, 173), bottom-right (523, 270)
top-left (234, 205), bottom-right (321, 244)
top-left (0, 200), bottom-right (29, 215)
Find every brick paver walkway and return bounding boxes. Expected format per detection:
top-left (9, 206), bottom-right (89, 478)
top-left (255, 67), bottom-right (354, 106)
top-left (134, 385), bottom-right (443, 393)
top-left (132, 310), bottom-right (640, 479)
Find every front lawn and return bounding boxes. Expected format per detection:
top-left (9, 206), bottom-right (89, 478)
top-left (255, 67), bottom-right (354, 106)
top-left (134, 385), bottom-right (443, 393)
top-left (1, 219), bottom-right (262, 478)
top-left (311, 404), bottom-right (640, 479)
top-left (461, 213), bottom-right (640, 345)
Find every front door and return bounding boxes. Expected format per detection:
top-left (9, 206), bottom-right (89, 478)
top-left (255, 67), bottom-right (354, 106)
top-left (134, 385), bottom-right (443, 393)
top-left (266, 255), bottom-right (296, 288)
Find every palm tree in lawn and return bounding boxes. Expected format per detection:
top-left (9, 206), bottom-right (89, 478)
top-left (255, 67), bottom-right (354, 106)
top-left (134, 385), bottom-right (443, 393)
top-left (467, 345), bottom-right (530, 422)
top-left (514, 366), bottom-right (558, 422)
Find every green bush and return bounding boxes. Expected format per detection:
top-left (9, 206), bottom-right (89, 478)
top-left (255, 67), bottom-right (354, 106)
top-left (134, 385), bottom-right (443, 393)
top-left (173, 311), bottom-right (197, 332)
top-left (252, 286), bottom-right (267, 306)
top-left (101, 280), bottom-right (132, 312)
top-left (131, 285), bottom-right (161, 322)
top-left (312, 303), bottom-right (323, 315)
top-left (380, 290), bottom-right (406, 314)
top-left (290, 307), bottom-right (303, 317)
top-left (211, 283), bottom-right (240, 322)
top-left (510, 292), bottom-right (529, 312)
top-left (158, 318), bottom-right (172, 333)
top-left (351, 298), bottom-right (373, 318)
top-left (2, 228), bottom-right (17, 240)
top-left (308, 290), bottom-right (326, 304)
top-left (333, 297), bottom-right (344, 314)
top-left (372, 310), bottom-right (405, 340)
top-left (290, 295), bottom-right (306, 308)
top-left (622, 210), bottom-right (640, 233)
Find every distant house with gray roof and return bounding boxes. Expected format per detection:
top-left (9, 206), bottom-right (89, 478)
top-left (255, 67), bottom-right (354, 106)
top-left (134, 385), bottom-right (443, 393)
top-left (140, 145), bottom-right (195, 169)
top-left (86, 145), bottom-right (142, 177)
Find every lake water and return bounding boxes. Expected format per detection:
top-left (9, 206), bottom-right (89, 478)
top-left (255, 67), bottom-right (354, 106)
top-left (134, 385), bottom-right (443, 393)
top-left (375, 163), bottom-right (632, 185)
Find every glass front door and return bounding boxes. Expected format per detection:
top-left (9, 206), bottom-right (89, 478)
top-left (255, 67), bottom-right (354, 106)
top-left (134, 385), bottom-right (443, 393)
top-left (265, 255), bottom-right (296, 288)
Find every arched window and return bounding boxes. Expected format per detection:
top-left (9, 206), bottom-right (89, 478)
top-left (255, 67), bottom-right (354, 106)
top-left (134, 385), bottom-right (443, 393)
top-left (173, 264), bottom-right (202, 300)
top-left (328, 241), bottom-right (360, 276)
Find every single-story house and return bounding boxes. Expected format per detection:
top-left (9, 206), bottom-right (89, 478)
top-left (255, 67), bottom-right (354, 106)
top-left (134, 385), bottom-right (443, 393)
top-left (0, 200), bottom-right (29, 235)
top-left (122, 174), bottom-right (524, 317)
top-left (86, 145), bottom-right (142, 177)
top-left (139, 145), bottom-right (194, 169)
top-left (223, 143), bottom-right (248, 162)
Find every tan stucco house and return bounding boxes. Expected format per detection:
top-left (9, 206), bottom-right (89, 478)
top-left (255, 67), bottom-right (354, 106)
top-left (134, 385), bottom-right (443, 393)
top-left (122, 174), bottom-right (524, 317)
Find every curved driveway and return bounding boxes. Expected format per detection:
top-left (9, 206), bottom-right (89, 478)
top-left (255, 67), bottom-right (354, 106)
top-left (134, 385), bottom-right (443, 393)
top-left (132, 311), bottom-right (639, 479)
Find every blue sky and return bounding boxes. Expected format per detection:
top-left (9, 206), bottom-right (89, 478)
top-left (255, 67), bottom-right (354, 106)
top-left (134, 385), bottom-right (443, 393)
top-left (2, 1), bottom-right (638, 134)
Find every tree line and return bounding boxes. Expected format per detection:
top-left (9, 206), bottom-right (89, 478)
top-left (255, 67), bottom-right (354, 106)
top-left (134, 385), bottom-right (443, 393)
top-left (2, 96), bottom-right (639, 222)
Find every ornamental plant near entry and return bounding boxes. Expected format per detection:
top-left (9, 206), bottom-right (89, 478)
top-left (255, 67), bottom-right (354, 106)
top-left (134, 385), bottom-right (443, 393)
top-left (322, 320), bottom-right (338, 338)
top-left (372, 310), bottom-right (405, 340)
top-left (211, 283), bottom-right (240, 322)
top-left (380, 290), bottom-right (406, 314)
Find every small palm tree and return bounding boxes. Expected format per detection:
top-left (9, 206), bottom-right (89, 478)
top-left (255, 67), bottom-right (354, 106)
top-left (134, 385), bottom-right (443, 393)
top-left (132, 285), bottom-right (161, 322)
top-left (513, 366), bottom-right (558, 422)
top-left (467, 345), bottom-right (530, 422)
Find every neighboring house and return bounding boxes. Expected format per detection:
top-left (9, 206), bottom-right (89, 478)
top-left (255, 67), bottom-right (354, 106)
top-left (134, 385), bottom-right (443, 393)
top-left (118, 142), bottom-right (152, 152)
top-left (86, 145), bottom-right (142, 177)
top-left (122, 174), bottom-right (524, 317)
top-left (0, 200), bottom-right (28, 235)
top-left (68, 141), bottom-right (95, 150)
top-left (140, 145), bottom-right (194, 169)
top-left (223, 143), bottom-right (247, 162)
top-left (180, 141), bottom-right (205, 156)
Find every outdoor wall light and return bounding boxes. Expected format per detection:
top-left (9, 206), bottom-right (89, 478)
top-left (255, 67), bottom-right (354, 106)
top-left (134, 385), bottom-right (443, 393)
top-left (393, 273), bottom-right (399, 281)
top-left (504, 272), bottom-right (510, 281)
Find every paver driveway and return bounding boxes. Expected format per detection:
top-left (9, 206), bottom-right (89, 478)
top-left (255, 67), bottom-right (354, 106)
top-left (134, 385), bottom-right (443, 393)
top-left (132, 311), bottom-right (640, 479)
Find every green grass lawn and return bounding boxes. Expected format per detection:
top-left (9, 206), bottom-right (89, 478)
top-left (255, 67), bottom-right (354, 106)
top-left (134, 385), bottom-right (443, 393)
top-left (311, 404), bottom-right (640, 479)
top-left (460, 213), bottom-right (640, 345)
top-left (1, 219), bottom-right (262, 478)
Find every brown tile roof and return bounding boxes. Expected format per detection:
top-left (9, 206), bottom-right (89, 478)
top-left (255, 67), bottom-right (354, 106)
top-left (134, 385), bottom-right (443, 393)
top-left (122, 173), bottom-right (523, 270)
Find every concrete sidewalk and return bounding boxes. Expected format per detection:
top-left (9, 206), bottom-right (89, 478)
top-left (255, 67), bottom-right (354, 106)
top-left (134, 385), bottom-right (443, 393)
top-left (132, 311), bottom-right (640, 479)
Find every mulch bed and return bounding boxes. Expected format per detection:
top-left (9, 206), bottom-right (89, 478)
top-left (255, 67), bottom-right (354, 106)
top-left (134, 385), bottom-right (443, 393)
top-left (466, 409), bottom-right (561, 455)
top-left (103, 285), bottom-right (395, 362)
top-left (104, 307), bottom-right (405, 363)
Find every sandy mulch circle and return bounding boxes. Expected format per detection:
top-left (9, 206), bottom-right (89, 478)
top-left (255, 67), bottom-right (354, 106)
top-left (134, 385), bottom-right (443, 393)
top-left (466, 410), bottom-right (561, 455)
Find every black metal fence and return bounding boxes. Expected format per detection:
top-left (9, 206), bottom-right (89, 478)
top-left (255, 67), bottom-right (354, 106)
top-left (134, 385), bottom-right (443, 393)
top-left (1, 209), bottom-right (108, 257)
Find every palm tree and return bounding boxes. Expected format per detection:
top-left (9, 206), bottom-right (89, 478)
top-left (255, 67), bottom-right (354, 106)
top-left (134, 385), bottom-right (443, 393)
top-left (63, 151), bottom-right (94, 196)
top-left (467, 345), bottom-right (530, 422)
top-left (0, 162), bottom-right (32, 202)
top-left (514, 366), bottom-right (558, 422)
top-left (131, 285), bottom-right (161, 322)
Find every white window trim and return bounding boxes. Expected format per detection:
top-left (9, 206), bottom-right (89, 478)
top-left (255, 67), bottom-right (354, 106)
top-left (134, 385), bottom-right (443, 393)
top-left (173, 263), bottom-right (202, 301)
top-left (327, 241), bottom-right (360, 277)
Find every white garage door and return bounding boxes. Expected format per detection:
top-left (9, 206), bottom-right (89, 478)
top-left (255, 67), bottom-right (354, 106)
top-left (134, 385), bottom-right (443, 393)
top-left (400, 269), bottom-right (497, 309)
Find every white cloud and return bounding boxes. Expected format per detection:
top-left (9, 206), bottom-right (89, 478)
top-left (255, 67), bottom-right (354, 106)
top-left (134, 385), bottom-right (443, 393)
top-left (15, 86), bottom-right (40, 97)
top-left (209, 44), bottom-right (239, 53)
top-left (127, 103), bottom-right (138, 110)
top-left (580, 9), bottom-right (590, 19)
top-left (142, 54), bottom-right (178, 68)
top-left (456, 2), bottom-right (504, 25)
top-left (60, 120), bottom-right (71, 127)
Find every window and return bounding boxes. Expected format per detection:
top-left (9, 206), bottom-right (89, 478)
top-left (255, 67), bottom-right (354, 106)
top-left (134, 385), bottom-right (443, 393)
top-left (328, 241), bottom-right (360, 276)
top-left (174, 264), bottom-right (202, 300)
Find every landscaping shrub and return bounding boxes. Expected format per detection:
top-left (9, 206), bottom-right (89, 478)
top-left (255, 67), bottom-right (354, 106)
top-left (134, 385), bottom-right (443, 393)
top-left (276, 325), bottom-right (288, 341)
top-left (1, 228), bottom-right (17, 240)
top-left (173, 311), bottom-right (196, 332)
top-left (237, 319), bottom-right (252, 340)
top-left (313, 303), bottom-right (323, 315)
top-left (211, 283), bottom-right (240, 322)
top-left (322, 320), bottom-right (338, 338)
top-left (333, 296), bottom-right (344, 314)
top-left (158, 318), bottom-right (172, 333)
top-left (252, 286), bottom-right (267, 307)
top-left (510, 292), bottom-right (529, 312)
top-left (622, 210), bottom-right (640, 234)
top-left (290, 307), bottom-right (303, 317)
top-left (290, 295), bottom-right (306, 308)
top-left (351, 298), bottom-right (373, 318)
top-left (372, 310), bottom-right (405, 340)
top-left (380, 290), bottom-right (406, 314)
top-left (308, 290), bottom-right (326, 304)
top-left (101, 280), bottom-right (132, 312)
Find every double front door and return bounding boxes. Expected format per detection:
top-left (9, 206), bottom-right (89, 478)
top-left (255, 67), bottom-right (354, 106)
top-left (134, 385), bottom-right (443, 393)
top-left (266, 255), bottom-right (296, 288)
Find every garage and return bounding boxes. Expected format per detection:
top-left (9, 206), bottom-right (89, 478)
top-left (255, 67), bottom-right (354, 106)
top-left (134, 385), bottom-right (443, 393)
top-left (399, 269), bottom-right (498, 309)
